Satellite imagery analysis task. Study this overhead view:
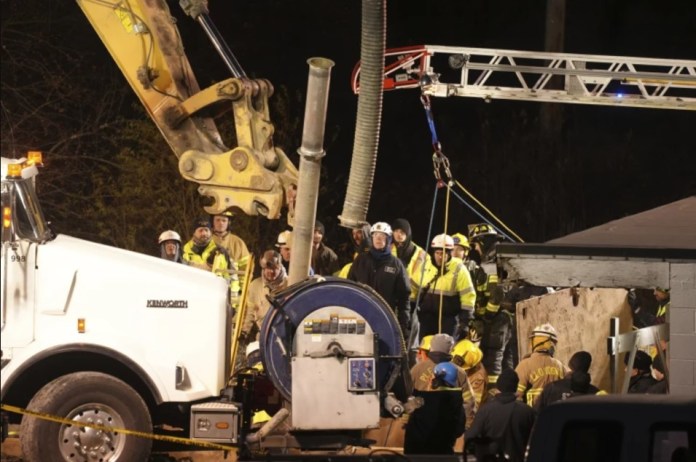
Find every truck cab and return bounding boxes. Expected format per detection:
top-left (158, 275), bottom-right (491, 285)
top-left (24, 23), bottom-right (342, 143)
top-left (526, 394), bottom-right (696, 462)
top-left (1, 155), bottom-right (232, 460)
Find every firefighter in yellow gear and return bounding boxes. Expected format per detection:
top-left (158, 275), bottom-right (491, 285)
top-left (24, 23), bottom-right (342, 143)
top-left (451, 339), bottom-right (486, 430)
top-left (183, 218), bottom-right (240, 296)
top-left (452, 339), bottom-right (488, 408)
top-left (515, 323), bottom-right (568, 407)
top-left (417, 234), bottom-right (476, 341)
top-left (211, 211), bottom-right (251, 274)
top-left (242, 250), bottom-right (289, 341)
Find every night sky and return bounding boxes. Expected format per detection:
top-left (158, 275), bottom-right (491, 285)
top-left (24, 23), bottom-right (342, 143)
top-left (186, 0), bottom-right (696, 246)
top-left (3, 0), bottom-right (695, 252)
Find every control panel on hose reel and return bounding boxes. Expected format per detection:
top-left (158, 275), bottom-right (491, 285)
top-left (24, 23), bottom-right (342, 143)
top-left (239, 277), bottom-right (413, 448)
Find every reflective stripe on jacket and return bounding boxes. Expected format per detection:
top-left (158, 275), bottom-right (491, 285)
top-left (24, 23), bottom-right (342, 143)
top-left (515, 351), bottom-right (567, 407)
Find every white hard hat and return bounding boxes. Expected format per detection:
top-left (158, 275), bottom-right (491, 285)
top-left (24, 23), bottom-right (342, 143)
top-left (370, 222), bottom-right (392, 236)
top-left (431, 233), bottom-right (454, 250)
top-left (530, 323), bottom-right (558, 342)
top-left (276, 230), bottom-right (292, 248)
top-left (158, 230), bottom-right (181, 244)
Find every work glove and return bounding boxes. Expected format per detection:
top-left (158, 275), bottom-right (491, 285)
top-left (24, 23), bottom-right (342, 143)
top-left (456, 310), bottom-right (473, 341)
top-left (206, 250), bottom-right (219, 267)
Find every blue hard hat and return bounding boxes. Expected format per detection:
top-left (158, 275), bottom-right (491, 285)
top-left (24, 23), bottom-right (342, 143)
top-left (433, 362), bottom-right (458, 388)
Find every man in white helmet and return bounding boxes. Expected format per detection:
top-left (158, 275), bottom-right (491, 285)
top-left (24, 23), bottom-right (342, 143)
top-left (348, 222), bottom-right (411, 337)
top-left (275, 230), bottom-right (292, 272)
top-left (514, 323), bottom-right (568, 407)
top-left (417, 233), bottom-right (476, 342)
top-left (158, 230), bottom-right (183, 263)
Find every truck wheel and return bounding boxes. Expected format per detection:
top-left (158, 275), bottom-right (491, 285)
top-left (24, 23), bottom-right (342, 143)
top-left (20, 371), bottom-right (152, 462)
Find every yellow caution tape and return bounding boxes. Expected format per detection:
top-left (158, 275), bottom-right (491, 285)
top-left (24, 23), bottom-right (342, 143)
top-left (0, 403), bottom-right (236, 451)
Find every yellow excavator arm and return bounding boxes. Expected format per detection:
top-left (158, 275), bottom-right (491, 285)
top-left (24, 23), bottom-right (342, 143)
top-left (77, 0), bottom-right (297, 220)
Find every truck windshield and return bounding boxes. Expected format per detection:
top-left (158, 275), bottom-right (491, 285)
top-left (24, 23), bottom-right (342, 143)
top-left (1, 178), bottom-right (51, 243)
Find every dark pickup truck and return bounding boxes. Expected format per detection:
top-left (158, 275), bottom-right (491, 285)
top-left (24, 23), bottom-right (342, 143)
top-left (526, 394), bottom-right (696, 462)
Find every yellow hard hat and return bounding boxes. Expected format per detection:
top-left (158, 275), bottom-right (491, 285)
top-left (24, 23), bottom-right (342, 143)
top-left (451, 339), bottom-right (483, 370)
top-left (452, 233), bottom-right (470, 250)
top-left (419, 335), bottom-right (433, 351)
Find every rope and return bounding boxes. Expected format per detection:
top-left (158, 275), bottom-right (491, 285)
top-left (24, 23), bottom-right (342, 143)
top-left (454, 180), bottom-right (524, 243)
top-left (447, 187), bottom-right (517, 243)
top-left (419, 88), bottom-right (524, 244)
top-left (413, 183), bottom-right (440, 337)
top-left (436, 184), bottom-right (452, 333)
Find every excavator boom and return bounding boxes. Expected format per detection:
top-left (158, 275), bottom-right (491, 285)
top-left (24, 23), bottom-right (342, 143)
top-left (77, 0), bottom-right (297, 220)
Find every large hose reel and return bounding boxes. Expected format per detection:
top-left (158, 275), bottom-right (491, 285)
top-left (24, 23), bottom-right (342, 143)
top-left (258, 278), bottom-right (407, 429)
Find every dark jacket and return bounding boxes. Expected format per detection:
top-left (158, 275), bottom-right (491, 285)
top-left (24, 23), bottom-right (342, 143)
top-left (628, 372), bottom-right (658, 393)
top-left (404, 387), bottom-right (465, 455)
top-left (348, 252), bottom-right (410, 332)
top-left (646, 379), bottom-right (668, 394)
top-left (534, 375), bottom-right (600, 413)
top-left (472, 310), bottom-right (514, 377)
top-left (465, 392), bottom-right (536, 462)
top-left (311, 242), bottom-right (340, 276)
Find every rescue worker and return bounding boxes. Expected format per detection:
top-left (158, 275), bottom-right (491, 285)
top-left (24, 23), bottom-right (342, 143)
top-left (311, 220), bottom-right (340, 276)
top-left (415, 335), bottom-right (434, 363)
top-left (242, 250), bottom-right (289, 341)
top-left (625, 350), bottom-right (657, 393)
top-left (347, 222), bottom-right (411, 337)
top-left (468, 223), bottom-right (505, 315)
top-left (451, 339), bottom-right (488, 414)
top-left (451, 232), bottom-right (472, 267)
top-left (515, 323), bottom-right (567, 407)
top-left (243, 341), bottom-right (282, 428)
top-left (647, 355), bottom-right (667, 394)
top-left (275, 230), bottom-right (292, 272)
top-left (410, 334), bottom-right (461, 389)
top-left (211, 211), bottom-right (251, 272)
top-left (465, 369), bottom-right (536, 462)
top-left (391, 218), bottom-right (432, 304)
top-left (337, 223), bottom-right (371, 278)
top-left (158, 229), bottom-right (183, 263)
top-left (654, 287), bottom-right (670, 324)
top-left (471, 293), bottom-right (514, 392)
top-left (417, 233), bottom-right (476, 342)
top-left (468, 223), bottom-right (500, 265)
top-left (276, 230), bottom-right (314, 277)
top-left (404, 360), bottom-right (466, 455)
top-left (182, 218), bottom-right (240, 296)
top-left (535, 350), bottom-right (603, 413)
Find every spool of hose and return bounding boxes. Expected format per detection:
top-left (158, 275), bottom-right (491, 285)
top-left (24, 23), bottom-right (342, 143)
top-left (259, 277), bottom-right (405, 401)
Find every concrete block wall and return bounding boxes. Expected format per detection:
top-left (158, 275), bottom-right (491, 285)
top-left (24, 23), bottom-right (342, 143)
top-left (669, 263), bottom-right (696, 395)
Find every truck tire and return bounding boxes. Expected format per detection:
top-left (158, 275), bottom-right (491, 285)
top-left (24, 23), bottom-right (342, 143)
top-left (19, 371), bottom-right (152, 462)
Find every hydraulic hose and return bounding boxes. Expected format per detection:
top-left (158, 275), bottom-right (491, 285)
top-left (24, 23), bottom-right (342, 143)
top-left (338, 0), bottom-right (386, 229)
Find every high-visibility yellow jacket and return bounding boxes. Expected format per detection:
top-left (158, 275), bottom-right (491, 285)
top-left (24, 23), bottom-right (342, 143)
top-left (419, 257), bottom-right (476, 316)
top-left (392, 242), bottom-right (432, 301)
top-left (182, 239), bottom-right (240, 294)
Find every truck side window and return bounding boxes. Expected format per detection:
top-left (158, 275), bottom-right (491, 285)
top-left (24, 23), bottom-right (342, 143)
top-left (651, 425), bottom-right (695, 462)
top-left (558, 421), bottom-right (622, 462)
